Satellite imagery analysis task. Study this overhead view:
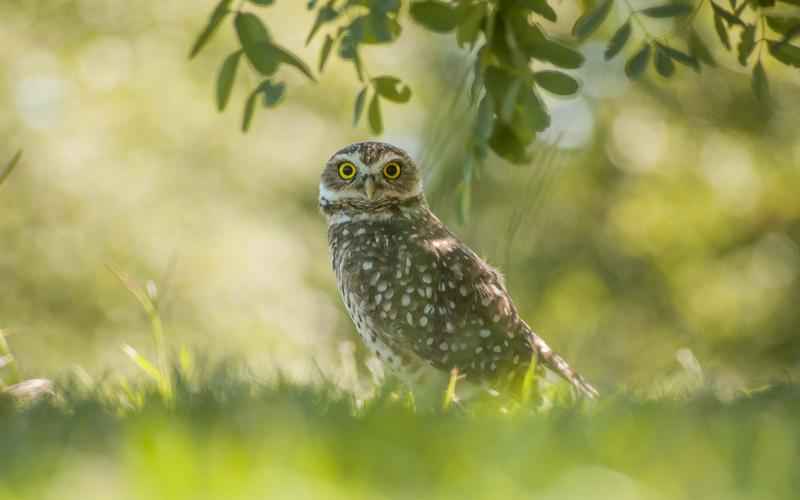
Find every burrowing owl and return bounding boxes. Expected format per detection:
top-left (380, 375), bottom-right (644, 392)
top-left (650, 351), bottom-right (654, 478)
top-left (320, 141), bottom-right (597, 398)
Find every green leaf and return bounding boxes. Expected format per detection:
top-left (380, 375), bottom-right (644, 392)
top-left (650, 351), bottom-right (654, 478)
top-left (319, 34), bottom-right (334, 72)
top-left (534, 70), bottom-right (580, 96)
top-left (273, 44), bottom-right (316, 81)
top-left (752, 60), bottom-right (769, 101)
top-left (765, 16), bottom-right (800, 35)
top-left (689, 31), bottom-right (716, 67)
top-left (778, 0), bottom-right (800, 5)
top-left (353, 87), bottom-right (368, 126)
top-left (349, 13), bottom-right (402, 44)
top-left (625, 43), bottom-right (652, 79)
top-left (535, 40), bottom-right (585, 69)
top-left (260, 80), bottom-right (285, 107)
top-left (235, 12), bottom-right (271, 45)
top-left (769, 40), bottom-right (800, 67)
top-left (605, 21), bottom-right (631, 60)
top-left (711, 2), bottom-right (744, 27)
top-left (511, 19), bottom-right (585, 68)
top-left (242, 90), bottom-right (258, 132)
top-left (640, 3), bottom-right (693, 18)
top-left (306, 3), bottom-right (338, 45)
top-left (520, 0), bottom-right (558, 22)
top-left (0, 150), bottom-right (22, 187)
top-left (654, 46), bottom-right (675, 77)
top-left (368, 94), bottom-right (383, 134)
top-left (216, 51), bottom-right (242, 111)
top-left (489, 122), bottom-right (529, 164)
top-left (456, 3), bottom-right (486, 48)
top-left (410, 1), bottom-right (461, 33)
top-left (572, 0), bottom-right (613, 39)
top-left (737, 25), bottom-right (756, 66)
top-left (189, 0), bottom-right (232, 59)
top-left (658, 43), bottom-right (699, 70)
top-left (236, 13), bottom-right (279, 75)
top-left (372, 76), bottom-right (412, 103)
top-left (766, 17), bottom-right (800, 44)
top-left (713, 12), bottom-right (731, 50)
top-left (249, 0), bottom-right (275, 5)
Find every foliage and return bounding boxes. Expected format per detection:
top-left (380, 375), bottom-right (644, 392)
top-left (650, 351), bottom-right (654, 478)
top-left (191, 0), bottom-right (800, 164)
top-left (0, 365), bottom-right (798, 499)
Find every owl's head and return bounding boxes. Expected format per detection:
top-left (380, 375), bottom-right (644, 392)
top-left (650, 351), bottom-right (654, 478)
top-left (319, 141), bottom-right (423, 208)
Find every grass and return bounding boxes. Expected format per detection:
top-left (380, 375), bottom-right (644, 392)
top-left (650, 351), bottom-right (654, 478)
top-left (0, 357), bottom-right (798, 500)
top-left (1, 262), bottom-right (798, 499)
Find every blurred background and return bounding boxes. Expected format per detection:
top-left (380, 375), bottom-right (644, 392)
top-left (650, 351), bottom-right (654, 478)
top-left (2, 0), bottom-right (799, 394)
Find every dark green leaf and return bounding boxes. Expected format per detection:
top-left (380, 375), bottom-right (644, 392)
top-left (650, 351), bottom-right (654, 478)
top-left (216, 51), bottom-right (242, 111)
top-left (655, 46), bottom-right (676, 77)
top-left (410, 1), bottom-right (461, 33)
top-left (737, 25), bottom-right (756, 66)
top-left (769, 40), bottom-right (800, 67)
top-left (249, 0), bottom-right (274, 5)
top-left (625, 43), bottom-right (652, 79)
top-left (689, 31), bottom-right (716, 67)
top-left (605, 21), bottom-right (631, 60)
top-left (0, 150), bottom-right (22, 186)
top-left (572, 0), bottom-right (613, 39)
top-left (511, 19), bottom-right (585, 68)
top-left (456, 3), bottom-right (486, 48)
top-left (319, 35), bottom-right (334, 72)
top-left (242, 91), bottom-right (258, 132)
top-left (766, 16), bottom-right (800, 36)
top-left (536, 40), bottom-right (585, 68)
top-left (308, 0), bottom-right (318, 8)
top-left (640, 3), bottom-right (693, 18)
top-left (235, 12), bottom-right (271, 45)
top-left (489, 122), bottom-right (529, 164)
top-left (260, 80), bottom-right (285, 107)
top-left (189, 0), bottom-right (232, 59)
top-left (520, 0), bottom-right (558, 22)
top-left (657, 43), bottom-right (699, 70)
top-left (349, 13), bottom-right (402, 44)
top-left (778, 0), bottom-right (800, 5)
top-left (372, 76), bottom-right (412, 103)
top-left (752, 60), bottom-right (769, 101)
top-left (534, 70), bottom-right (580, 95)
top-left (368, 94), bottom-right (383, 134)
top-left (353, 87), bottom-right (368, 126)
top-left (236, 13), bottom-right (279, 75)
top-left (273, 44), bottom-right (316, 81)
top-left (711, 2), bottom-right (744, 27)
top-left (306, 3), bottom-right (338, 45)
top-left (713, 12), bottom-right (731, 50)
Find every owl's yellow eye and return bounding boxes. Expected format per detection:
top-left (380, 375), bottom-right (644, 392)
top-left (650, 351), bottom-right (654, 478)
top-left (383, 162), bottom-right (401, 180)
top-left (338, 162), bottom-right (357, 180)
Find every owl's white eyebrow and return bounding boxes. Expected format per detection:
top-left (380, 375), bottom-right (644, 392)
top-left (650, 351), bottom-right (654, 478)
top-left (329, 153), bottom-right (360, 165)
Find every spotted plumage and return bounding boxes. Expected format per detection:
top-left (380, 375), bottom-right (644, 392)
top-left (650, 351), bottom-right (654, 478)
top-left (320, 141), bottom-right (598, 398)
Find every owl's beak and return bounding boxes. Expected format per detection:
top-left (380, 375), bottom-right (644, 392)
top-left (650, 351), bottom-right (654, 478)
top-left (364, 176), bottom-right (377, 200)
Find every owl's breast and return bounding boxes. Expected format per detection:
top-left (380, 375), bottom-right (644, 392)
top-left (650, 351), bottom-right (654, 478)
top-left (327, 218), bottom-right (425, 368)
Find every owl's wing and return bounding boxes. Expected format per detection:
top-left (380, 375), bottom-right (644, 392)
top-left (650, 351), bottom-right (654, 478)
top-left (402, 226), bottom-right (598, 399)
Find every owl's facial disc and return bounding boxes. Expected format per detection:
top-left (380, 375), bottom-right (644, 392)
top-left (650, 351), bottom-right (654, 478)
top-left (320, 142), bottom-right (423, 206)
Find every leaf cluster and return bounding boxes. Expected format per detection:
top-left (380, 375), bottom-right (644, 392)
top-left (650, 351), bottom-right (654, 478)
top-left (190, 0), bottom-right (800, 161)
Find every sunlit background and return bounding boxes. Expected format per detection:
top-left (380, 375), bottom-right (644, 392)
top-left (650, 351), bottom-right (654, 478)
top-left (2, 0), bottom-right (800, 396)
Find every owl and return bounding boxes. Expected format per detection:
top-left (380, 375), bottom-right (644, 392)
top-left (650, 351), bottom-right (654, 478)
top-left (320, 141), bottom-right (597, 398)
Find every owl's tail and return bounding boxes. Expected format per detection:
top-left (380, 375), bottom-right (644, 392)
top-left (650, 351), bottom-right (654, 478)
top-left (527, 331), bottom-right (599, 399)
